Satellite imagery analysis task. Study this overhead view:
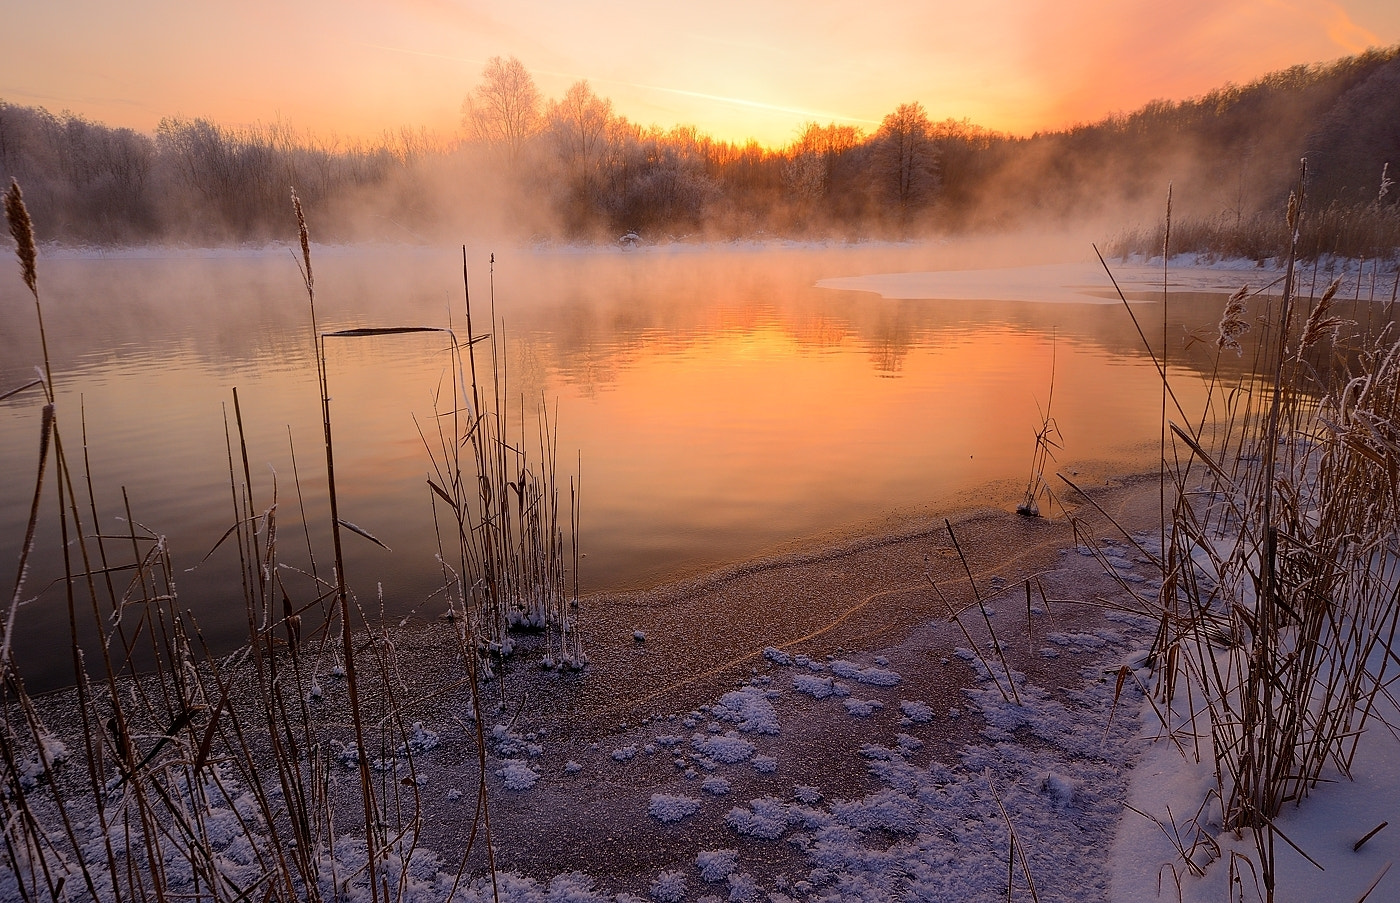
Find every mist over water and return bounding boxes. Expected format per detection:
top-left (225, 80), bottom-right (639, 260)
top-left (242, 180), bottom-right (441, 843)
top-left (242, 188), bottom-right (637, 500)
top-left (1, 239), bottom-right (1240, 690)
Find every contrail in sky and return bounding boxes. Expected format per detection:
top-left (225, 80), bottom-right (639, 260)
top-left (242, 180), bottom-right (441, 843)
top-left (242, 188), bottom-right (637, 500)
top-left (362, 42), bottom-right (877, 127)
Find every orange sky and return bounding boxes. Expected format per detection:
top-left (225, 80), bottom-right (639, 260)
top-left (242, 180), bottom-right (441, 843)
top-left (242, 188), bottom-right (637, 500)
top-left (3, 1), bottom-right (1398, 148)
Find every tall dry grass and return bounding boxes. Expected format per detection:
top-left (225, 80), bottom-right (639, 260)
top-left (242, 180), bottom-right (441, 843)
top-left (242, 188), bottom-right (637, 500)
top-left (1107, 165), bottom-right (1400, 279)
top-left (0, 183), bottom-right (581, 901)
top-left (1091, 162), bottom-right (1400, 902)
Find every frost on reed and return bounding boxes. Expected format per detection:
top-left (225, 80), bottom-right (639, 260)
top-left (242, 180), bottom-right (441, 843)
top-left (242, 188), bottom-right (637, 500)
top-left (0, 188), bottom-right (591, 901)
top-left (417, 250), bottom-right (585, 673)
top-left (1100, 163), bottom-right (1400, 901)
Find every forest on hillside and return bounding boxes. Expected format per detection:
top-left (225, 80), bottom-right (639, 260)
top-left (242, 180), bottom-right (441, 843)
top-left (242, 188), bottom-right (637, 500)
top-left (1, 46), bottom-right (1398, 253)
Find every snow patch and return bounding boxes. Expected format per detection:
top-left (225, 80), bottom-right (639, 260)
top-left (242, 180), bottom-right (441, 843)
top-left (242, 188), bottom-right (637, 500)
top-left (649, 793), bottom-right (701, 823)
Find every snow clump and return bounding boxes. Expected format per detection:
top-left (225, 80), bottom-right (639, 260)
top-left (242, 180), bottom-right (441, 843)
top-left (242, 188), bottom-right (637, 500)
top-left (792, 674), bottom-right (849, 699)
top-left (843, 697), bottom-right (885, 717)
top-left (830, 659), bottom-right (901, 686)
top-left (725, 796), bottom-right (796, 840)
top-left (691, 731), bottom-right (755, 764)
top-left (702, 776), bottom-right (732, 795)
top-left (899, 699), bottom-right (935, 723)
top-left (649, 793), bottom-right (702, 823)
top-left (496, 759), bottom-right (539, 791)
top-left (695, 849), bottom-right (739, 882)
top-left (711, 687), bottom-right (779, 734)
top-left (397, 722), bottom-right (440, 756)
top-left (649, 870), bottom-right (688, 902)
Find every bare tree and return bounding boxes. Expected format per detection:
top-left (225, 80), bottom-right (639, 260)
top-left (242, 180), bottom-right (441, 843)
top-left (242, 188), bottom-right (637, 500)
top-left (463, 55), bottom-right (541, 167)
top-left (545, 80), bottom-right (613, 175)
top-left (785, 123), bottom-right (863, 196)
top-left (871, 101), bottom-right (938, 219)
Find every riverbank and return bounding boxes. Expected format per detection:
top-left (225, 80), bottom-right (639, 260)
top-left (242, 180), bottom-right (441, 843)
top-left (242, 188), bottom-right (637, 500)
top-left (8, 471), bottom-right (1173, 902)
top-left (16, 465), bottom-right (1399, 901)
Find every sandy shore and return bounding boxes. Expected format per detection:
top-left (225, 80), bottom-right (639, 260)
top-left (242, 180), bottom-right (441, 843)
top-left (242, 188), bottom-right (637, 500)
top-left (12, 472), bottom-right (1171, 902)
top-left (348, 472), bottom-right (1169, 896)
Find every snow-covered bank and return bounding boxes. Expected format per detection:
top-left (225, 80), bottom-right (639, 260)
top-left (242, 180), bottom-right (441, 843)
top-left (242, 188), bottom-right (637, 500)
top-left (817, 254), bottom-right (1397, 305)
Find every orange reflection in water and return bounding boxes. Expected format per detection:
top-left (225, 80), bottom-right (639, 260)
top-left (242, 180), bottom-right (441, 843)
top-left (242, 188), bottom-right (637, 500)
top-left (552, 314), bottom-right (1197, 587)
top-left (1, 245), bottom-right (1232, 690)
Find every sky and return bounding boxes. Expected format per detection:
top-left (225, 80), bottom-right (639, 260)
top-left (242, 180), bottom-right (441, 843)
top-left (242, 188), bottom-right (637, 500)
top-left (3, 0), bottom-right (1399, 149)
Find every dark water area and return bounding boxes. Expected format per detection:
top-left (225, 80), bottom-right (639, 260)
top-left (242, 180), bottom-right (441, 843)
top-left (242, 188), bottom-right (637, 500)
top-left (1, 241), bottom-right (1260, 690)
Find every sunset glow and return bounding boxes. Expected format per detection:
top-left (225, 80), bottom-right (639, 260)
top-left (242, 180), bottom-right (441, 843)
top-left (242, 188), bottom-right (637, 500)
top-left (4, 1), bottom-right (1399, 148)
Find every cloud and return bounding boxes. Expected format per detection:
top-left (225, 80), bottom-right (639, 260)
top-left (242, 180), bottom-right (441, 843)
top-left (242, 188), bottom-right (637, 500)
top-left (1322, 2), bottom-right (1383, 52)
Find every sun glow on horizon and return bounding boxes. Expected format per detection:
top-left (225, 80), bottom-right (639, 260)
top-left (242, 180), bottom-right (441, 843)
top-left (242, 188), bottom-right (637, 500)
top-left (2, 1), bottom-right (1399, 149)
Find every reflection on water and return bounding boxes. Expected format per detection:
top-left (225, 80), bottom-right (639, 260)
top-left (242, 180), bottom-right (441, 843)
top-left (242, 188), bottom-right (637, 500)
top-left (1, 243), bottom-right (1246, 688)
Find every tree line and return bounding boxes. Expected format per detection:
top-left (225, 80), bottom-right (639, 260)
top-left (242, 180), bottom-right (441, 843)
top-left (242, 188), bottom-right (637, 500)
top-left (2, 44), bottom-right (1397, 247)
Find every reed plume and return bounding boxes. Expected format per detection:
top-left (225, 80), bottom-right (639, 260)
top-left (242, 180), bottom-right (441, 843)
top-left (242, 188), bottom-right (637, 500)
top-left (4, 179), bottom-right (36, 296)
top-left (1216, 284), bottom-right (1250, 356)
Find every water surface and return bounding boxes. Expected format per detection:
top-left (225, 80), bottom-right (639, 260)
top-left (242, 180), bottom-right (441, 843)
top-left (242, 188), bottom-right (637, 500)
top-left (1, 241), bottom-right (1241, 688)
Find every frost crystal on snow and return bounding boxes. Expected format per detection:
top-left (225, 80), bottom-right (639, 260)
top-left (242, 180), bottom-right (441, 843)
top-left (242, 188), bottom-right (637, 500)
top-left (843, 698), bottom-right (884, 717)
top-left (702, 775), bottom-right (732, 795)
top-left (696, 848), bottom-right (739, 881)
top-left (712, 688), bottom-right (780, 734)
top-left (612, 745), bottom-right (639, 761)
top-left (650, 869), bottom-right (688, 902)
top-left (692, 731), bottom-right (756, 764)
top-left (1040, 770), bottom-right (1079, 808)
top-left (830, 660), bottom-right (901, 686)
top-left (496, 759), bottom-right (539, 790)
top-left (564, 760), bottom-right (583, 774)
top-left (725, 796), bottom-right (794, 839)
top-left (762, 646), bottom-right (792, 666)
top-left (792, 674), bottom-right (850, 699)
top-left (649, 793), bottom-right (702, 823)
top-left (899, 699), bottom-right (934, 723)
top-left (751, 755), bottom-right (777, 773)
top-left (793, 784), bottom-right (823, 804)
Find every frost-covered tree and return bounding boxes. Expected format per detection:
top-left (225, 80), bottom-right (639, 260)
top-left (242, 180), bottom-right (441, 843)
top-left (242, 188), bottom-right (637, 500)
top-left (545, 80), bottom-right (614, 176)
top-left (462, 55), bottom-right (542, 167)
top-left (871, 101), bottom-right (939, 219)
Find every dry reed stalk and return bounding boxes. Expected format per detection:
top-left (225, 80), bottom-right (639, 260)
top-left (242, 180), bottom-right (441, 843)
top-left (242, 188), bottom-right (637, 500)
top-left (1085, 159), bottom-right (1400, 903)
top-left (1016, 338), bottom-right (1060, 518)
